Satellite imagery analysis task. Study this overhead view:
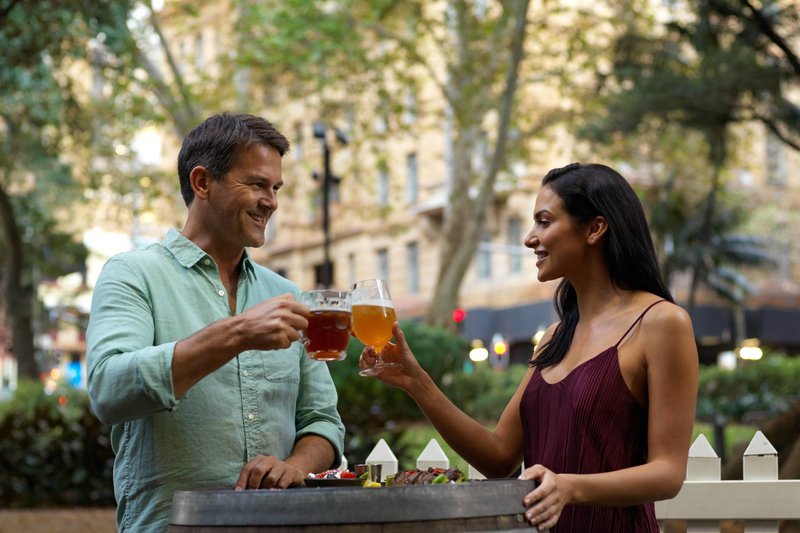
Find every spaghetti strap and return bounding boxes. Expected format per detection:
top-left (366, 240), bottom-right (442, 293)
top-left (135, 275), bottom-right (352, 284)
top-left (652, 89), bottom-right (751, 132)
top-left (613, 300), bottom-right (668, 349)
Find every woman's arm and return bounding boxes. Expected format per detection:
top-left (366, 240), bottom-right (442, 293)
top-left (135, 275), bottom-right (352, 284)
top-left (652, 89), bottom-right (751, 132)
top-left (361, 323), bottom-right (532, 477)
top-left (521, 303), bottom-right (698, 529)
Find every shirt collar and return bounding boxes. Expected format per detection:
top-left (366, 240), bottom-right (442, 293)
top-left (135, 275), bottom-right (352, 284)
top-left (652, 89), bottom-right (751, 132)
top-left (163, 228), bottom-right (256, 276)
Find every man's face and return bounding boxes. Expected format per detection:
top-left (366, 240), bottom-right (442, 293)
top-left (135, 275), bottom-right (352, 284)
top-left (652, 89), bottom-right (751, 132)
top-left (206, 143), bottom-right (283, 251)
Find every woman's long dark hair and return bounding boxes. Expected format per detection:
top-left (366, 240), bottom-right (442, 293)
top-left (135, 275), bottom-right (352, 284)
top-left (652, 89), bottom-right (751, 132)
top-left (532, 163), bottom-right (673, 369)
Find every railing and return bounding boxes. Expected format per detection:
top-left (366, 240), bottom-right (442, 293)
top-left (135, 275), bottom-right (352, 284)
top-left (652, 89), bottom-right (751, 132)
top-left (350, 431), bottom-right (800, 532)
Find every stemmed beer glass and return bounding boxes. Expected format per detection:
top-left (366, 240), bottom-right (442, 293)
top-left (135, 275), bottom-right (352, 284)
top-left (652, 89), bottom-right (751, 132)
top-left (351, 279), bottom-right (402, 377)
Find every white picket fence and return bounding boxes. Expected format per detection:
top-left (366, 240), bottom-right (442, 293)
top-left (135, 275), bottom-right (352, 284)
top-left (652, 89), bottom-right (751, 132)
top-left (347, 431), bottom-right (800, 532)
top-left (655, 431), bottom-right (800, 532)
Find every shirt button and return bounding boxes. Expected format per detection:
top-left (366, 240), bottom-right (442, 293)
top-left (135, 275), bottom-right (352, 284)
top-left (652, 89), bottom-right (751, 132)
top-left (218, 289), bottom-right (225, 297)
top-left (203, 258), bottom-right (211, 266)
top-left (243, 370), bottom-right (249, 377)
top-left (248, 413), bottom-right (254, 420)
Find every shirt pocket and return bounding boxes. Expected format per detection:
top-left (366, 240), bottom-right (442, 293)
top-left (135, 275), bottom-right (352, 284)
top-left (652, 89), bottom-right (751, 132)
top-left (261, 346), bottom-right (301, 384)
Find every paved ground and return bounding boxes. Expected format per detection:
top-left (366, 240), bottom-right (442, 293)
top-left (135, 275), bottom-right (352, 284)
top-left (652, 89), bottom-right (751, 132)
top-left (0, 508), bottom-right (116, 533)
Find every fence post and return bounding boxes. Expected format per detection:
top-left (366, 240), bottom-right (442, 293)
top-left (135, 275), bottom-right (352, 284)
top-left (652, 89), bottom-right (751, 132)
top-left (686, 434), bottom-right (721, 533)
top-left (365, 438), bottom-right (398, 482)
top-left (417, 439), bottom-right (449, 470)
top-left (742, 431), bottom-right (779, 533)
top-left (468, 464), bottom-right (486, 480)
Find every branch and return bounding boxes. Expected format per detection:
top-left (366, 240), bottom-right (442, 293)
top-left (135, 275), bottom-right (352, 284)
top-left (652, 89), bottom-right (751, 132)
top-left (758, 115), bottom-right (800, 151)
top-left (476, 0), bottom-right (530, 205)
top-left (737, 0), bottom-right (800, 77)
top-left (364, 21), bottom-right (452, 105)
top-left (147, 4), bottom-right (199, 134)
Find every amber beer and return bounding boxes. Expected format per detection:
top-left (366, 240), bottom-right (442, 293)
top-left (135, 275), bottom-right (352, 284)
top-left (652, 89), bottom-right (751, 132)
top-left (300, 290), bottom-right (352, 361)
top-left (351, 302), bottom-right (396, 351)
top-left (305, 309), bottom-right (352, 361)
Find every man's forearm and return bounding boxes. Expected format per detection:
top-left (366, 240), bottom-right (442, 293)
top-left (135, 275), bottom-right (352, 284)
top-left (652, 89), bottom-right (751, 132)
top-left (172, 315), bottom-right (247, 398)
top-left (284, 435), bottom-right (336, 475)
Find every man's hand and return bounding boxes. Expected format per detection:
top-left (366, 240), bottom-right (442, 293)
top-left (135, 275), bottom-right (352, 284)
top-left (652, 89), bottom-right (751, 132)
top-left (240, 293), bottom-right (310, 352)
top-left (234, 454), bottom-right (305, 490)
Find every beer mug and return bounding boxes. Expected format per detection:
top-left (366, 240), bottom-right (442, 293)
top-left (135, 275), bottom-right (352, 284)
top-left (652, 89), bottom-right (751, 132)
top-left (300, 290), bottom-right (352, 361)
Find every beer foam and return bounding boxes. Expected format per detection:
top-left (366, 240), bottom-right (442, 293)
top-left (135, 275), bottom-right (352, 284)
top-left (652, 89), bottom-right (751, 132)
top-left (309, 305), bottom-right (351, 312)
top-left (352, 299), bottom-right (394, 308)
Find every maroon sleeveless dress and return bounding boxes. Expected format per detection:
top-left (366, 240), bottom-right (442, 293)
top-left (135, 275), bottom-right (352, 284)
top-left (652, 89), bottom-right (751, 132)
top-left (520, 301), bottom-right (665, 532)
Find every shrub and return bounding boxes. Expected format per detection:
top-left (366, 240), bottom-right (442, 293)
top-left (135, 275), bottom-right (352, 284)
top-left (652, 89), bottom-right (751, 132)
top-left (696, 352), bottom-right (800, 423)
top-left (0, 380), bottom-right (115, 508)
top-left (443, 364), bottom-right (528, 421)
top-left (329, 320), bottom-right (468, 465)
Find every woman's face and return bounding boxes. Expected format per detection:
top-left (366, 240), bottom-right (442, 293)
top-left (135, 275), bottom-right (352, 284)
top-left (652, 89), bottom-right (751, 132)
top-left (523, 185), bottom-right (590, 282)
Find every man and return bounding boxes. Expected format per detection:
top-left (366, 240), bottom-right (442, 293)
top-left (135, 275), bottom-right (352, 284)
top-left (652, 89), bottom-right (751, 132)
top-left (87, 113), bottom-right (345, 532)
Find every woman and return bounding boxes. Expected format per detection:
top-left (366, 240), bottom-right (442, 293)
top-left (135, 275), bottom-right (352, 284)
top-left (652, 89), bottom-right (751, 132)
top-left (360, 163), bottom-right (698, 531)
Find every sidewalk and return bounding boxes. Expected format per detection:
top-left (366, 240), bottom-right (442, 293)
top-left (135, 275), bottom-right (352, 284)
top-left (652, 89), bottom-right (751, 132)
top-left (0, 508), bottom-right (116, 533)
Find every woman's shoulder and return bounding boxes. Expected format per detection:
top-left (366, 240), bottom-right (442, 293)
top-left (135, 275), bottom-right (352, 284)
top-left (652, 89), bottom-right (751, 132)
top-left (636, 296), bottom-right (694, 339)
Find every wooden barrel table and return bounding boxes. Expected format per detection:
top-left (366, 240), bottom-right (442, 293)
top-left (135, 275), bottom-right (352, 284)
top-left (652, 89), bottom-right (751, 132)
top-left (168, 479), bottom-right (540, 532)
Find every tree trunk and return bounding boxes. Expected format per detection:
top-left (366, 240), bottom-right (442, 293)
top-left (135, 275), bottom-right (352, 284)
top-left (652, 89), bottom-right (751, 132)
top-left (425, 0), bottom-right (530, 328)
top-left (0, 182), bottom-right (39, 379)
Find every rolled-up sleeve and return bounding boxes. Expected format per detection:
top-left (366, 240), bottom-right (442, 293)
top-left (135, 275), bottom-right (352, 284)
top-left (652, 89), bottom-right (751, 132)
top-left (294, 354), bottom-right (346, 468)
top-left (87, 256), bottom-right (179, 425)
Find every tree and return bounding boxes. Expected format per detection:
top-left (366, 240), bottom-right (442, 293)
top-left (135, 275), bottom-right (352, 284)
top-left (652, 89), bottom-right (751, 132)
top-left (234, 0), bottom-right (594, 328)
top-left (0, 0), bottom-right (210, 378)
top-left (0, 0), bottom-right (135, 378)
top-left (584, 0), bottom-right (799, 313)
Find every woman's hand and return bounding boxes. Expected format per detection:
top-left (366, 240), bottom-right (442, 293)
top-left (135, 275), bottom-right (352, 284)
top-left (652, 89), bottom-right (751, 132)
top-left (358, 322), bottom-right (427, 392)
top-left (519, 464), bottom-right (571, 530)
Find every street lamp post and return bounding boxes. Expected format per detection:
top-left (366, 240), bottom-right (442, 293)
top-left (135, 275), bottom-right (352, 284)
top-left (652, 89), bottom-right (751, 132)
top-left (312, 122), bottom-right (347, 288)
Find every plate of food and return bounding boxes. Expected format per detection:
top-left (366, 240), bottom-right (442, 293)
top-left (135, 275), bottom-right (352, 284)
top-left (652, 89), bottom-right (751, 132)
top-left (304, 469), bottom-right (368, 488)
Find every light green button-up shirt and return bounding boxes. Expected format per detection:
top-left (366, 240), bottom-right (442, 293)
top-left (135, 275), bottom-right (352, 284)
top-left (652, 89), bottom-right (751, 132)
top-left (87, 229), bottom-right (345, 532)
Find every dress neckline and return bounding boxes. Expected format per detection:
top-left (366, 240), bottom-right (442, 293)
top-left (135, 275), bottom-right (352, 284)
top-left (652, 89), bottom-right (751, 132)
top-left (536, 299), bottom-right (667, 386)
top-left (537, 345), bottom-right (616, 386)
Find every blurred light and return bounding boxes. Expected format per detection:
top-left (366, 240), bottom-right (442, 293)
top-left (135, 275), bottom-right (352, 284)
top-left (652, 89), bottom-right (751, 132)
top-left (491, 333), bottom-right (508, 356)
top-left (50, 368), bottom-right (61, 380)
top-left (738, 338), bottom-right (763, 361)
top-left (739, 346), bottom-right (763, 361)
top-left (115, 144), bottom-right (128, 155)
top-left (66, 361), bottom-right (82, 388)
top-left (717, 350), bottom-right (737, 370)
top-left (469, 339), bottom-right (488, 362)
top-left (452, 308), bottom-right (467, 323)
top-left (532, 328), bottom-right (546, 346)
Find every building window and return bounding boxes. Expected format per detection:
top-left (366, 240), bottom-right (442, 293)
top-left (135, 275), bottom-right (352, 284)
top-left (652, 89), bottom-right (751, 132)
top-left (293, 121), bottom-right (304, 161)
top-left (507, 217), bottom-right (522, 275)
top-left (377, 248), bottom-right (389, 282)
top-left (375, 94), bottom-right (389, 134)
top-left (347, 252), bottom-right (357, 289)
top-left (403, 91), bottom-right (417, 125)
top-left (378, 168), bottom-right (390, 207)
top-left (195, 32), bottom-right (204, 69)
top-left (406, 242), bottom-right (419, 294)
top-left (406, 152), bottom-right (418, 204)
top-left (473, 129), bottom-right (488, 173)
top-left (477, 230), bottom-right (491, 280)
top-left (766, 132), bottom-right (788, 186)
top-left (314, 262), bottom-right (335, 288)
